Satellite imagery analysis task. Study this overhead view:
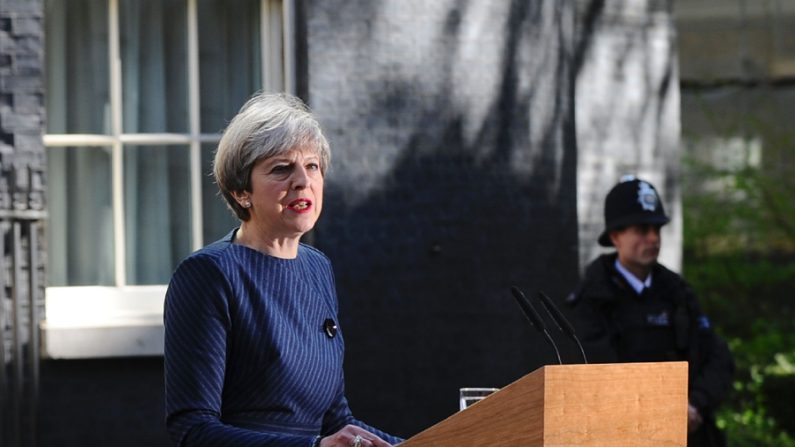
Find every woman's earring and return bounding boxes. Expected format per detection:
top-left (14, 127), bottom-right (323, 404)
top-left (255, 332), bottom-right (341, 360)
top-left (242, 201), bottom-right (251, 209)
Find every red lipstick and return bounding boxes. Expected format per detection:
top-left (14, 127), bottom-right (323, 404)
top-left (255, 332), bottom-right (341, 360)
top-left (287, 198), bottom-right (312, 213)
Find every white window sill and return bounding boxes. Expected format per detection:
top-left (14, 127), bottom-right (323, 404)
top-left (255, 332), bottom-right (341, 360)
top-left (42, 286), bottom-right (167, 359)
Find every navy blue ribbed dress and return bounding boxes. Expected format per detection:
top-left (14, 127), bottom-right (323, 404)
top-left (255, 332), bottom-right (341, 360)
top-left (164, 230), bottom-right (401, 446)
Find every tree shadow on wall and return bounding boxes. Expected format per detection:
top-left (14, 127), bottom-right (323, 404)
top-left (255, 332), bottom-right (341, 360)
top-left (307, 0), bottom-right (581, 437)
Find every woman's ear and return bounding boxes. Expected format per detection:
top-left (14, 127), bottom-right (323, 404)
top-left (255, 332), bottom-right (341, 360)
top-left (231, 191), bottom-right (251, 209)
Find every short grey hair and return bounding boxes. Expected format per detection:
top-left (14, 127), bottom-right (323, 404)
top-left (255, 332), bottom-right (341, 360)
top-left (213, 92), bottom-right (331, 221)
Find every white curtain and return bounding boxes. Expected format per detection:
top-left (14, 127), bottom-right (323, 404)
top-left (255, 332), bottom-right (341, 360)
top-left (121, 0), bottom-right (191, 285)
top-left (45, 0), bottom-right (114, 286)
top-left (198, 0), bottom-right (263, 243)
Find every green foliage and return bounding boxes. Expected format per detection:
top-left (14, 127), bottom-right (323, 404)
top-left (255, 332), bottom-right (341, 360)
top-left (714, 330), bottom-right (795, 446)
top-left (682, 116), bottom-right (795, 446)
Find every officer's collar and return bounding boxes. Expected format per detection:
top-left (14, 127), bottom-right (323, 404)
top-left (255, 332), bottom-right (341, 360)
top-left (613, 258), bottom-right (652, 294)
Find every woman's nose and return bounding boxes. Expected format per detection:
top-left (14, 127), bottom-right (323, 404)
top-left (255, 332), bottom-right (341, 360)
top-left (291, 166), bottom-right (311, 189)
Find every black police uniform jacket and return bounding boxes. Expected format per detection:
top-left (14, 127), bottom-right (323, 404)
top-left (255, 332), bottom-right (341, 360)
top-left (568, 253), bottom-right (734, 447)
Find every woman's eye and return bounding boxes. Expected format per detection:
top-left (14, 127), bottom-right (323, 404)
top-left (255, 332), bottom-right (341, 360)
top-left (306, 163), bottom-right (320, 171)
top-left (270, 164), bottom-right (292, 174)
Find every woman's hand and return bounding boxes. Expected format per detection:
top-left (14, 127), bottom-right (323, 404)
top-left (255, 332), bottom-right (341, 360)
top-left (320, 425), bottom-right (392, 447)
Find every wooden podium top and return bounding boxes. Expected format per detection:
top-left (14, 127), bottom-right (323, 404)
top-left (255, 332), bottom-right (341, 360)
top-left (400, 362), bottom-right (688, 447)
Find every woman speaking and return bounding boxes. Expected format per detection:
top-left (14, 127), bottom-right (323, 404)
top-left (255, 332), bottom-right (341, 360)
top-left (164, 93), bottom-right (401, 447)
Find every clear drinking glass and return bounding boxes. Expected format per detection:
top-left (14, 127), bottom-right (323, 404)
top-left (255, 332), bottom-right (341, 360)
top-left (459, 387), bottom-right (499, 411)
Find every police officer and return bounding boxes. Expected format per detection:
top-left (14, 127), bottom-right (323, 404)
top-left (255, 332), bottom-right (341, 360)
top-left (568, 176), bottom-right (734, 447)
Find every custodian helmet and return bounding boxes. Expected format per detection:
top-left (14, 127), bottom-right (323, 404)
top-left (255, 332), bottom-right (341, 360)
top-left (598, 176), bottom-right (670, 247)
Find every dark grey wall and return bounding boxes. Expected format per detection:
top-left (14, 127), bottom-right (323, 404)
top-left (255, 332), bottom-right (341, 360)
top-left (0, 0), bottom-right (46, 208)
top-left (300, 0), bottom-right (580, 437)
top-left (38, 358), bottom-right (169, 447)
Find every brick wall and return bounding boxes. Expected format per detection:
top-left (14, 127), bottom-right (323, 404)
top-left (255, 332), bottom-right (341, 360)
top-left (301, 0), bottom-right (580, 436)
top-left (0, 0), bottom-right (46, 212)
top-left (0, 1), bottom-right (47, 446)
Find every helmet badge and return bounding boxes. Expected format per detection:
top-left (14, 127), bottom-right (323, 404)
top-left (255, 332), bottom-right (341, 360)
top-left (637, 181), bottom-right (658, 212)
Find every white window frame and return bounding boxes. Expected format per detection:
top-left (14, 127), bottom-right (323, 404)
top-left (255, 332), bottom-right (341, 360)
top-left (41, 0), bottom-right (295, 359)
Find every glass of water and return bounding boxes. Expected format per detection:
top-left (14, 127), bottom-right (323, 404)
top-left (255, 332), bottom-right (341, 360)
top-left (459, 387), bottom-right (499, 411)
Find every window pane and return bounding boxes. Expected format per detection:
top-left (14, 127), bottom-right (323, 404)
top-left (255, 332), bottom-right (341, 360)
top-left (124, 145), bottom-right (192, 285)
top-left (120, 0), bottom-right (188, 133)
top-left (47, 147), bottom-right (115, 286)
top-left (198, 0), bottom-right (262, 132)
top-left (45, 0), bottom-right (110, 134)
top-left (201, 143), bottom-right (239, 244)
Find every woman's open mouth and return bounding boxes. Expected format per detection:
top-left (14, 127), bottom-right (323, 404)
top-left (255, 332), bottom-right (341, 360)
top-left (288, 198), bottom-right (312, 213)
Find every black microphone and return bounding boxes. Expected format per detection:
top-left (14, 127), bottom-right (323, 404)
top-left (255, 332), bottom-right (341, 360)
top-left (510, 286), bottom-right (562, 365)
top-left (537, 291), bottom-right (588, 364)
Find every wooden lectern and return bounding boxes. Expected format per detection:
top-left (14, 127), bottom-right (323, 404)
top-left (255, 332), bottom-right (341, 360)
top-left (400, 362), bottom-right (688, 447)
